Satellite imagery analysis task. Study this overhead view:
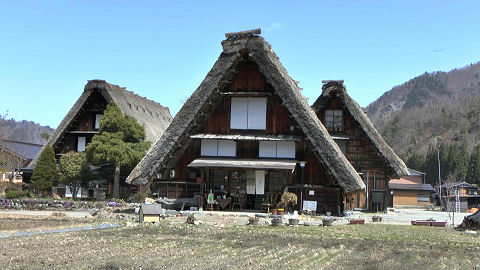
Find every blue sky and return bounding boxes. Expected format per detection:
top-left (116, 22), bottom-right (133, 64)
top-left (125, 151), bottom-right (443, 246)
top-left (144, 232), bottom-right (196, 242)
top-left (1, 1), bottom-right (479, 128)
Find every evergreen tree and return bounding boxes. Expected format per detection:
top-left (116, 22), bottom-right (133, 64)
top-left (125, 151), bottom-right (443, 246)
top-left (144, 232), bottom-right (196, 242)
top-left (31, 145), bottom-right (58, 193)
top-left (424, 145), bottom-right (439, 186)
top-left (86, 103), bottom-right (150, 198)
top-left (455, 141), bottom-right (469, 181)
top-left (59, 151), bottom-right (90, 200)
top-left (406, 152), bottom-right (425, 172)
top-left (467, 146), bottom-right (480, 184)
top-left (439, 143), bottom-right (452, 180)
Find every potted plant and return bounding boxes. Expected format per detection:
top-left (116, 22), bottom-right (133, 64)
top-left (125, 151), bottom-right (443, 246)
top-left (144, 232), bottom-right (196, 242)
top-left (281, 192), bottom-right (298, 213)
top-left (271, 208), bottom-right (278, 215)
top-left (288, 218), bottom-right (299, 226)
top-left (277, 208), bottom-right (285, 215)
top-left (271, 216), bottom-right (283, 226)
top-left (322, 217), bottom-right (334, 226)
top-left (248, 216), bottom-right (259, 225)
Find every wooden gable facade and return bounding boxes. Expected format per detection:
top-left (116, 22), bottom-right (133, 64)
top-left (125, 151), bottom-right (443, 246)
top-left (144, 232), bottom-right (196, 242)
top-left (128, 31), bottom-right (366, 215)
top-left (154, 63), bottom-right (343, 213)
top-left (27, 80), bottom-right (172, 198)
top-left (53, 89), bottom-right (108, 158)
top-left (312, 81), bottom-right (409, 211)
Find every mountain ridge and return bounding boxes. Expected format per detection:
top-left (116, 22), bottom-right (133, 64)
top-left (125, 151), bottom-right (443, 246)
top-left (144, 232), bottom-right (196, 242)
top-left (366, 61), bottom-right (480, 159)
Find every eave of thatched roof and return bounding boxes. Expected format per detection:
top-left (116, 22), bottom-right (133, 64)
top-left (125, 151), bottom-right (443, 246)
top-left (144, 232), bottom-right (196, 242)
top-left (127, 33), bottom-right (365, 193)
top-left (311, 81), bottom-right (409, 178)
top-left (28, 80), bottom-right (172, 168)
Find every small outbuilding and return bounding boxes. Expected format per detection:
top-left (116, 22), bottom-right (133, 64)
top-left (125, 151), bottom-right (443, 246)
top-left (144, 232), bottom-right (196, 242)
top-left (389, 169), bottom-right (435, 207)
top-left (139, 204), bottom-right (163, 223)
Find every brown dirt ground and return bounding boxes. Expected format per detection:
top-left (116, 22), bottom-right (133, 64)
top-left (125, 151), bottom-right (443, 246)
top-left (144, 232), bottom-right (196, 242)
top-left (0, 215), bottom-right (479, 269)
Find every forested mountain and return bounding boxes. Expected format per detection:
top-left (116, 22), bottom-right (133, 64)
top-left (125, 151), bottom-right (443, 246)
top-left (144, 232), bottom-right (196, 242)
top-left (0, 118), bottom-right (53, 145)
top-left (366, 61), bottom-right (480, 185)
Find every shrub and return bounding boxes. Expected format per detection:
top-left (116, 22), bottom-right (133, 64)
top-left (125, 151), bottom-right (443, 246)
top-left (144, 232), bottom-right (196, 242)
top-left (5, 189), bottom-right (26, 199)
top-left (281, 192), bottom-right (298, 205)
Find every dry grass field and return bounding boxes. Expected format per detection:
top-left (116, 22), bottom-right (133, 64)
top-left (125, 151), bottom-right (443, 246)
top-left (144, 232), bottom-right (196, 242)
top-left (1, 216), bottom-right (479, 270)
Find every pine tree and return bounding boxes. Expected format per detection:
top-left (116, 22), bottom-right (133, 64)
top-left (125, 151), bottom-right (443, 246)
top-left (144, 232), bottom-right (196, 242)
top-left (86, 103), bottom-right (150, 199)
top-left (31, 145), bottom-right (58, 193)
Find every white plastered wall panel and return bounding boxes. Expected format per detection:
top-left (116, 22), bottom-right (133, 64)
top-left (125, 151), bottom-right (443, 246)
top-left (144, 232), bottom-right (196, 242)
top-left (259, 141), bottom-right (277, 158)
top-left (230, 98), bottom-right (248, 129)
top-left (201, 139), bottom-right (218, 156)
top-left (276, 141), bottom-right (295, 158)
top-left (247, 97), bottom-right (267, 129)
top-left (217, 140), bottom-right (236, 157)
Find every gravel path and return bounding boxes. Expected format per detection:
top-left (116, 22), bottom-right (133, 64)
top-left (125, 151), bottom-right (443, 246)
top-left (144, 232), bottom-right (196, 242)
top-left (0, 210), bottom-right (90, 218)
top-left (356, 208), bottom-right (471, 226)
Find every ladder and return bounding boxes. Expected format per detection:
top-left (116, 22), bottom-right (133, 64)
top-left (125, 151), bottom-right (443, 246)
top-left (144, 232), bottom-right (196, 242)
top-left (455, 189), bottom-right (461, 213)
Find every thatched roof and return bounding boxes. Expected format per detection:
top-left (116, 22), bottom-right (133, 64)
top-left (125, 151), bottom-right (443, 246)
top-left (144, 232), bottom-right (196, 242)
top-left (28, 80), bottom-right (172, 168)
top-left (312, 81), bottom-right (409, 178)
top-left (127, 32), bottom-right (365, 193)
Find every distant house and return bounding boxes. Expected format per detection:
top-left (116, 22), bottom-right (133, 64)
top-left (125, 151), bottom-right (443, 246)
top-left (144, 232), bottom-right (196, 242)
top-left (127, 30), bottom-right (365, 215)
top-left (438, 182), bottom-right (480, 212)
top-left (26, 80), bottom-right (172, 197)
top-left (311, 81), bottom-right (409, 212)
top-left (0, 140), bottom-right (42, 184)
top-left (389, 169), bottom-right (435, 207)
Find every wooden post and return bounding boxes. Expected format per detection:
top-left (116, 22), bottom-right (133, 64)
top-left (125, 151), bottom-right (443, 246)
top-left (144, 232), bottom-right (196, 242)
top-left (200, 169), bottom-right (205, 210)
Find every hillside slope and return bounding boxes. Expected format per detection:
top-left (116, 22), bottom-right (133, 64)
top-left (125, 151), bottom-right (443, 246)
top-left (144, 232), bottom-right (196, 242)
top-left (366, 61), bottom-right (480, 158)
top-left (0, 118), bottom-right (53, 145)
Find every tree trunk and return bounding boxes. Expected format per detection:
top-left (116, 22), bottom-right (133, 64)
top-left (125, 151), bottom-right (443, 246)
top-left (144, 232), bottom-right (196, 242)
top-left (71, 184), bottom-right (77, 200)
top-left (113, 163), bottom-right (121, 199)
top-left (460, 209), bottom-right (480, 230)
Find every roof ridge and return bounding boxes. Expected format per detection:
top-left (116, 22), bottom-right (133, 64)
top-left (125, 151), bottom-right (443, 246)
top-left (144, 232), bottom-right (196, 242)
top-left (85, 80), bottom-right (170, 111)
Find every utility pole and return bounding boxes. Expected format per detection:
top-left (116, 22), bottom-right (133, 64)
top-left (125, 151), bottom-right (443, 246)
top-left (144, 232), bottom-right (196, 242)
top-left (438, 148), bottom-right (442, 207)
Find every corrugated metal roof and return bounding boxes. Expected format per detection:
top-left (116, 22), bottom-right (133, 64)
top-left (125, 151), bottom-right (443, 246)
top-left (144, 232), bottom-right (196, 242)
top-left (389, 183), bottom-right (435, 192)
top-left (190, 134), bottom-right (302, 141)
top-left (0, 140), bottom-right (43, 160)
top-left (187, 158), bottom-right (297, 170)
top-left (141, 204), bottom-right (163, 215)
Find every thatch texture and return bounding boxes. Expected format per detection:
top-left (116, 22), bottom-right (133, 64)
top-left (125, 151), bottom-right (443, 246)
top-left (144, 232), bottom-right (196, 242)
top-left (127, 34), bottom-right (365, 193)
top-left (28, 80), bottom-right (172, 168)
top-left (312, 81), bottom-right (409, 178)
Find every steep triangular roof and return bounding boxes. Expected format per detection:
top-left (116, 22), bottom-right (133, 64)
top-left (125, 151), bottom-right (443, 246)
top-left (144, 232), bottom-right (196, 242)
top-left (29, 80), bottom-right (172, 168)
top-left (127, 32), bottom-right (365, 193)
top-left (312, 81), bottom-right (409, 178)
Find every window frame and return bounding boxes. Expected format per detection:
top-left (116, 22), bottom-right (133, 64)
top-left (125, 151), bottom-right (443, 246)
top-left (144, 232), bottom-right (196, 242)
top-left (325, 109), bottom-right (343, 131)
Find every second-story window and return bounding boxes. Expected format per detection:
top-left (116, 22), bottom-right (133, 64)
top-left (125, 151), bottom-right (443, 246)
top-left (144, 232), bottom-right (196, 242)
top-left (201, 139), bottom-right (236, 157)
top-left (259, 141), bottom-right (295, 158)
top-left (325, 110), bottom-right (343, 131)
top-left (95, 114), bottom-right (104, 129)
top-left (230, 97), bottom-right (267, 130)
top-left (77, 136), bottom-right (86, 152)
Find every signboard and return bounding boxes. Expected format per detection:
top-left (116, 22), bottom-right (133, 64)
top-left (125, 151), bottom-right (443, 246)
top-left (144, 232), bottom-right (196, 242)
top-left (371, 190), bottom-right (384, 203)
top-left (303, 200), bottom-right (317, 211)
